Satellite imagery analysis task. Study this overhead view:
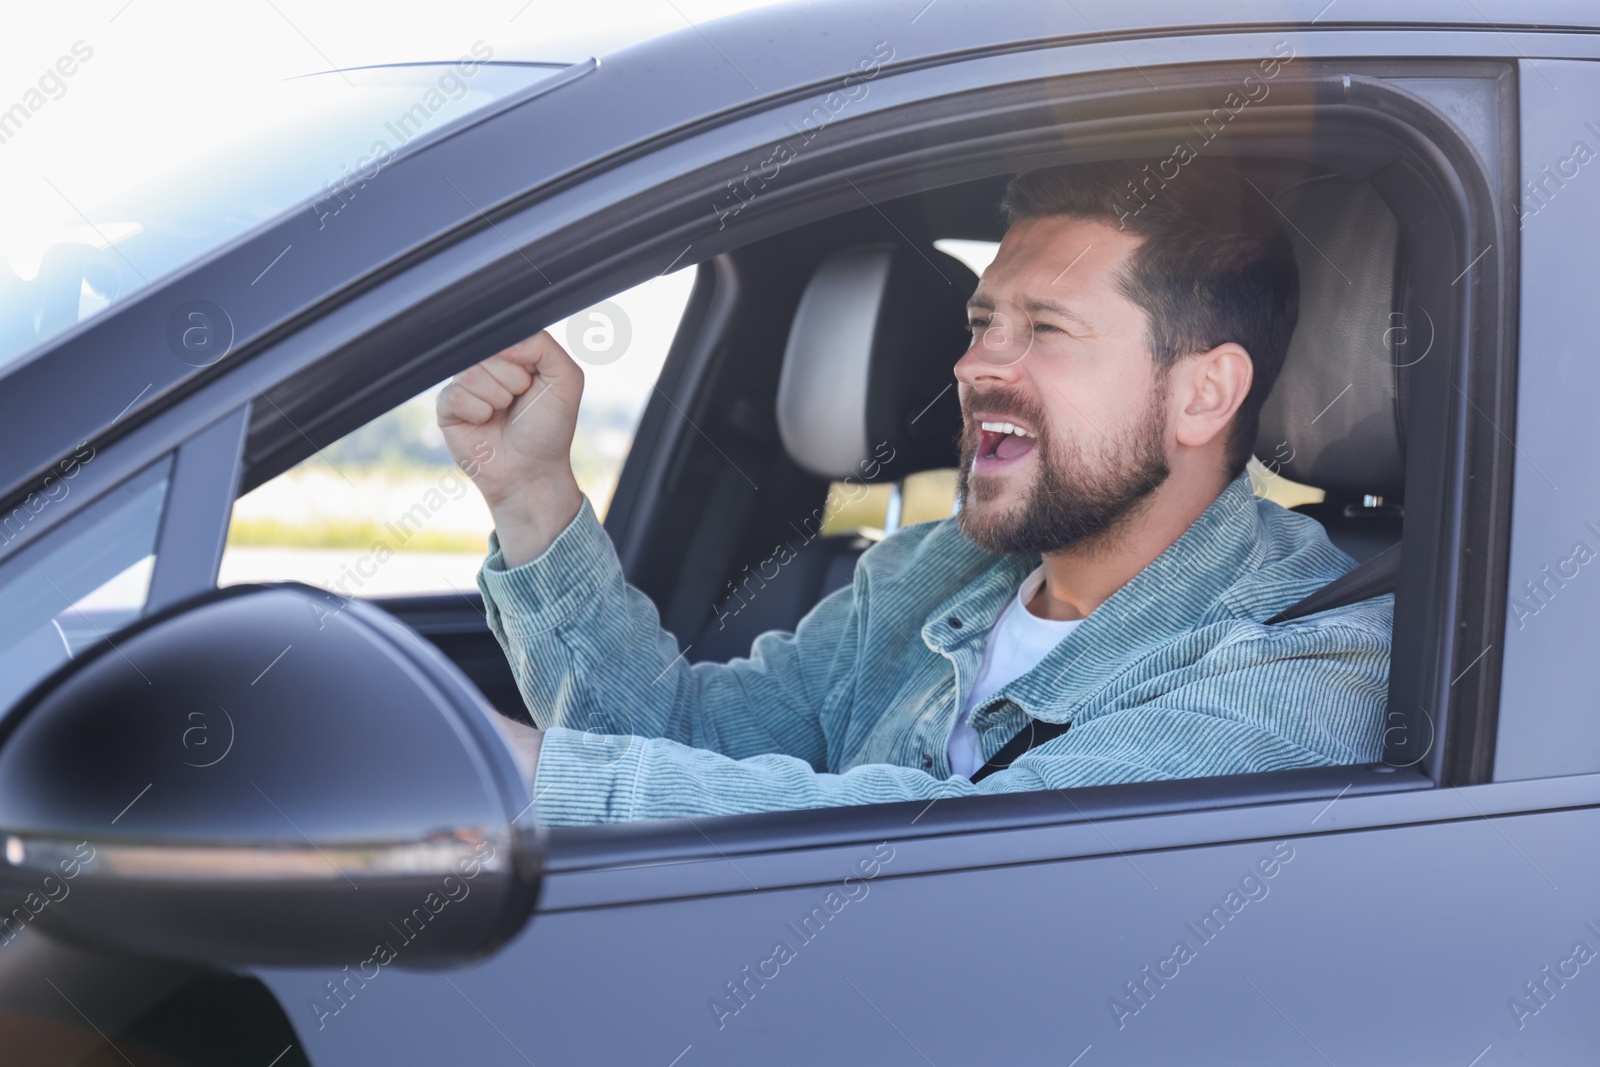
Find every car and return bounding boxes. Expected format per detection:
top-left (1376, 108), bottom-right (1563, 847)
top-left (2, 1), bottom-right (1598, 1063)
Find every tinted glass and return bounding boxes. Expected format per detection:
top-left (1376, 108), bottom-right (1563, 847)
top-left (0, 460), bottom-right (169, 715)
top-left (0, 62), bottom-right (560, 373)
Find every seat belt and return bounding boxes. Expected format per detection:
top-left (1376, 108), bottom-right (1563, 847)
top-left (970, 717), bottom-right (1070, 783)
top-left (967, 542), bottom-right (1401, 781)
top-left (1264, 542), bottom-right (1401, 624)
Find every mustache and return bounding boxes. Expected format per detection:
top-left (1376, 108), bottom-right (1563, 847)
top-left (960, 389), bottom-right (1047, 430)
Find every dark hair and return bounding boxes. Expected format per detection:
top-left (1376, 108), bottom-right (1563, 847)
top-left (999, 159), bottom-right (1299, 476)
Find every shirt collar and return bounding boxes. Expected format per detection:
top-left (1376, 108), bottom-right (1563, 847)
top-left (1017, 564), bottom-right (1048, 608)
top-left (967, 472), bottom-right (1264, 726)
top-left (1008, 565), bottom-right (1085, 632)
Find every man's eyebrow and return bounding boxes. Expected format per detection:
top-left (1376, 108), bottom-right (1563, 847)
top-left (966, 292), bottom-right (1096, 332)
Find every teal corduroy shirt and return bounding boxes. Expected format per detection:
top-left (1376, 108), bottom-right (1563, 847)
top-left (477, 473), bottom-right (1392, 825)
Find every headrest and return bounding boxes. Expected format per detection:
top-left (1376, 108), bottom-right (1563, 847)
top-left (1256, 176), bottom-right (1406, 500)
top-left (776, 243), bottom-right (977, 482)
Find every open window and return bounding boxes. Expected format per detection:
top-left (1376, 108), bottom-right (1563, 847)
top-left (219, 269), bottom-right (699, 598)
top-left (231, 53), bottom-right (1512, 840)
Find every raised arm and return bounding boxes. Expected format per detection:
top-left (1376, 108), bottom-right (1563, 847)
top-left (436, 331), bottom-right (587, 569)
top-left (440, 333), bottom-right (860, 774)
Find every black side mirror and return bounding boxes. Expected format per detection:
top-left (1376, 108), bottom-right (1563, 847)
top-left (0, 584), bottom-right (541, 968)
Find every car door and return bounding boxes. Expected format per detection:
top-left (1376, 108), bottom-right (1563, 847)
top-left (5, 6), bottom-right (1599, 1066)
top-left (244, 17), bottom-right (1597, 1067)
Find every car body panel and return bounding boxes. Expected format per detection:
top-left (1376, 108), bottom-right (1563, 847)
top-left (1493, 57), bottom-right (1600, 782)
top-left (256, 776), bottom-right (1600, 1064)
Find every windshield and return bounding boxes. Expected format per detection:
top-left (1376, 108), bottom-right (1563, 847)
top-left (0, 60), bottom-right (562, 373)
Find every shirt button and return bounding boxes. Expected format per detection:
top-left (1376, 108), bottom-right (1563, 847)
top-left (921, 753), bottom-right (934, 769)
top-left (947, 617), bottom-right (962, 629)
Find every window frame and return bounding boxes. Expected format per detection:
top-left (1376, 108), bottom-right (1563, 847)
top-left (0, 400), bottom-right (252, 719)
top-left (248, 56), bottom-right (1507, 830)
top-left (0, 456), bottom-right (172, 662)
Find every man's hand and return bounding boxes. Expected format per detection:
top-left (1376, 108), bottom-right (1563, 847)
top-left (495, 718), bottom-right (545, 785)
top-left (437, 331), bottom-right (585, 567)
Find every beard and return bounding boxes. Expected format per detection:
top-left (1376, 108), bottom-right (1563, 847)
top-left (955, 385), bottom-right (1171, 556)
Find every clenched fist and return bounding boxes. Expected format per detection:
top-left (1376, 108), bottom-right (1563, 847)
top-left (438, 330), bottom-right (585, 567)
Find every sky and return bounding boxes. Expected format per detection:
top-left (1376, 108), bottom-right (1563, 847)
top-left (0, 0), bottom-right (790, 244)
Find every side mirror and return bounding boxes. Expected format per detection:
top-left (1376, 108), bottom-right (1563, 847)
top-left (0, 584), bottom-right (541, 968)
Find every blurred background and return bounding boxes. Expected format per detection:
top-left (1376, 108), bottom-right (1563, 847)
top-left (219, 272), bottom-right (697, 595)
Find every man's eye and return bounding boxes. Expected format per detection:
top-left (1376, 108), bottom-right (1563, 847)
top-left (965, 319), bottom-right (990, 334)
top-left (1031, 322), bottom-right (1062, 335)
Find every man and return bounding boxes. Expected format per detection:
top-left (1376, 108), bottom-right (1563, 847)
top-left (438, 160), bottom-right (1391, 825)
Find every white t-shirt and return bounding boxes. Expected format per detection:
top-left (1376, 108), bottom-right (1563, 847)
top-left (947, 566), bottom-right (1082, 779)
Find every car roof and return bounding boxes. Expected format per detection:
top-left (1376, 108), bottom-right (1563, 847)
top-left (607, 0), bottom-right (1596, 83)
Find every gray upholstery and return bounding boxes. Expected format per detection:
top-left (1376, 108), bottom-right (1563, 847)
top-left (1256, 176), bottom-right (1406, 500)
top-left (705, 242), bottom-right (975, 663)
top-left (776, 243), bottom-right (976, 483)
top-left (776, 246), bottom-right (889, 479)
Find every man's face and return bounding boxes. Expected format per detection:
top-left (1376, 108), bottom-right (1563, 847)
top-left (954, 215), bottom-right (1173, 555)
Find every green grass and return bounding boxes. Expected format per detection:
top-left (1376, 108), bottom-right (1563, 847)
top-left (227, 518), bottom-right (488, 554)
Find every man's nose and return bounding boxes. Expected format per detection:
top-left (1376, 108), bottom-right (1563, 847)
top-left (954, 313), bottom-right (1029, 387)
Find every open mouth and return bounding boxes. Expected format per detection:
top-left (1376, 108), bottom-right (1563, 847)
top-left (976, 419), bottom-right (1038, 465)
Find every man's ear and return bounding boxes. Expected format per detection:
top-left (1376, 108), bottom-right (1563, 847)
top-left (1171, 342), bottom-right (1253, 450)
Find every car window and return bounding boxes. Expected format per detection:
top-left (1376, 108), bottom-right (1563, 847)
top-left (0, 61), bottom-right (563, 373)
top-left (933, 237), bottom-right (1001, 277)
top-left (218, 268), bottom-right (698, 597)
top-left (0, 460), bottom-right (169, 715)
